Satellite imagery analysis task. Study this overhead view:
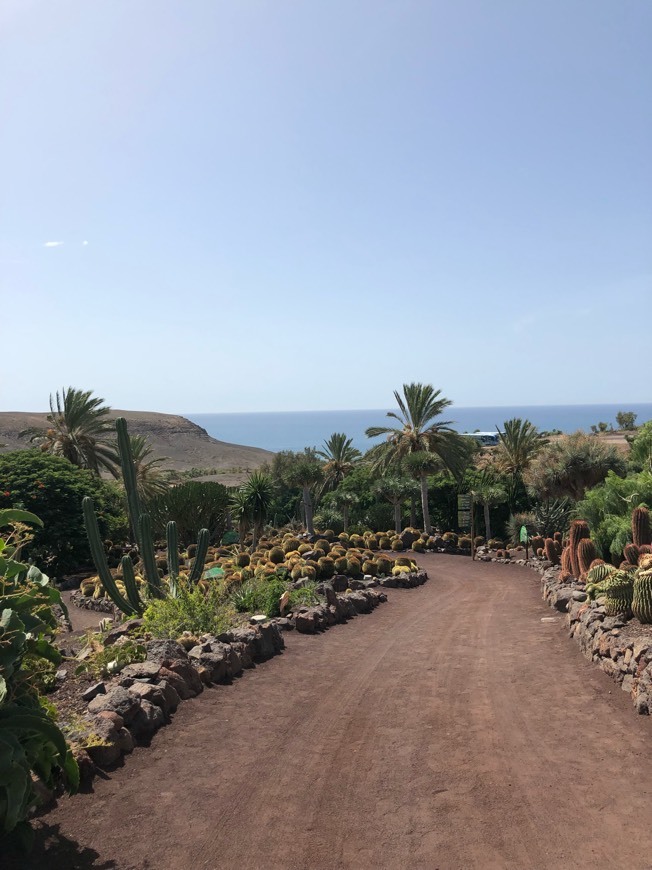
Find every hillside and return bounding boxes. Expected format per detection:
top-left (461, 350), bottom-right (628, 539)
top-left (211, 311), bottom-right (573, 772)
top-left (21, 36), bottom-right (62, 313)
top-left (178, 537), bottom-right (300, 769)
top-left (0, 410), bottom-right (273, 487)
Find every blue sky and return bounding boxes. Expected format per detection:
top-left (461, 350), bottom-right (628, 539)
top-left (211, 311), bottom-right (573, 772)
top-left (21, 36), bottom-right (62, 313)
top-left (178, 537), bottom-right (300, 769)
top-left (1, 1), bottom-right (650, 413)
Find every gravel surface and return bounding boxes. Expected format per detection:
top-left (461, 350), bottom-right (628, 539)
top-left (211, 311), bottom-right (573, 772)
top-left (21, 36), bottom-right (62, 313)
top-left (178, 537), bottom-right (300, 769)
top-left (13, 553), bottom-right (652, 869)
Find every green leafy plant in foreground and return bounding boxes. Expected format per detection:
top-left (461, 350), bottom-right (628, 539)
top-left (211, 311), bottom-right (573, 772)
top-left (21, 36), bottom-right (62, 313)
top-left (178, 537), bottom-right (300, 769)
top-left (0, 509), bottom-right (79, 847)
top-left (75, 639), bottom-right (147, 679)
top-left (142, 577), bottom-right (236, 639)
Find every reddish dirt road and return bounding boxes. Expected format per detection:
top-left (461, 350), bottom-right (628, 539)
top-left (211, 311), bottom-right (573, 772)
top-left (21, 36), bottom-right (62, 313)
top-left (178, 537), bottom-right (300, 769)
top-left (16, 555), bottom-right (652, 869)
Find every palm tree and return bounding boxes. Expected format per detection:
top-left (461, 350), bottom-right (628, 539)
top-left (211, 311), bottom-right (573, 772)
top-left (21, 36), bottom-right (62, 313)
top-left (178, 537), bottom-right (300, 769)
top-left (118, 433), bottom-right (170, 506)
top-left (286, 455), bottom-right (324, 536)
top-left (373, 476), bottom-right (419, 534)
top-left (240, 471), bottom-right (274, 550)
top-left (471, 473), bottom-right (507, 542)
top-left (494, 418), bottom-right (545, 510)
top-left (494, 418), bottom-right (545, 476)
top-left (316, 433), bottom-right (361, 493)
top-left (365, 383), bottom-right (468, 535)
top-left (24, 387), bottom-right (118, 475)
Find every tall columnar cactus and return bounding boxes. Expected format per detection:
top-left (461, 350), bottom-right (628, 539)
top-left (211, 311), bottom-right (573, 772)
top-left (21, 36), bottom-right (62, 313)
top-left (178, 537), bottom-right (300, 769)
top-left (82, 418), bottom-right (210, 615)
top-left (544, 538), bottom-right (560, 566)
top-left (577, 539), bottom-right (597, 577)
top-left (560, 546), bottom-right (572, 581)
top-left (632, 569), bottom-right (652, 624)
top-left (569, 520), bottom-right (590, 579)
top-left (632, 507), bottom-right (651, 547)
top-left (623, 543), bottom-right (640, 566)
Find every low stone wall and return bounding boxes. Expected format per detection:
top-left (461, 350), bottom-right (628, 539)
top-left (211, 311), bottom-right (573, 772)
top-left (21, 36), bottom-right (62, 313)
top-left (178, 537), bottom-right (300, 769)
top-left (69, 589), bottom-right (117, 614)
top-left (539, 566), bottom-right (652, 716)
top-left (69, 578), bottom-right (433, 784)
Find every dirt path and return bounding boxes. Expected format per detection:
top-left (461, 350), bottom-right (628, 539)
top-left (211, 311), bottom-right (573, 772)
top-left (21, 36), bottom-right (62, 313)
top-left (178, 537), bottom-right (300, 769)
top-left (17, 555), bottom-right (652, 869)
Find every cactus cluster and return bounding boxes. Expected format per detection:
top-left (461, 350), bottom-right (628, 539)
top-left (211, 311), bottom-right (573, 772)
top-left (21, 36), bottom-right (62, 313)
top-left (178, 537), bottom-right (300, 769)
top-left (83, 418), bottom-right (210, 616)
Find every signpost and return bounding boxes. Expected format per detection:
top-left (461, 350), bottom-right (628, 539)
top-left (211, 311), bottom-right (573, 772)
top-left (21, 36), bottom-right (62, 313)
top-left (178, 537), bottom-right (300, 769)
top-left (458, 493), bottom-right (475, 559)
top-left (520, 525), bottom-right (529, 562)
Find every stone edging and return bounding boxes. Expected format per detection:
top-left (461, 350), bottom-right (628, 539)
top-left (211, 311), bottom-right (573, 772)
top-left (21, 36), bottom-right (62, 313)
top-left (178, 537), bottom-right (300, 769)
top-left (66, 575), bottom-right (428, 789)
top-left (537, 566), bottom-right (652, 716)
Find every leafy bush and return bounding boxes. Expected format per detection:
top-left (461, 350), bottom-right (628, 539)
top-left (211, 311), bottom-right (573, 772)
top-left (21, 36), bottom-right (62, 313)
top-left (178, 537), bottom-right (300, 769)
top-left (575, 470), bottom-right (652, 562)
top-left (142, 578), bottom-right (235, 637)
top-left (231, 574), bottom-right (288, 618)
top-left (0, 509), bottom-right (79, 845)
top-left (0, 451), bottom-right (127, 577)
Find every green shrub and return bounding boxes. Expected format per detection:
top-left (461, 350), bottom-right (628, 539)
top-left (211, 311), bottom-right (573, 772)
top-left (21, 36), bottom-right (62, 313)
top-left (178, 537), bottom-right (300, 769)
top-left (143, 579), bottom-right (235, 637)
top-left (230, 573), bottom-right (289, 618)
top-left (76, 639), bottom-right (146, 679)
top-left (0, 509), bottom-right (79, 842)
top-left (287, 581), bottom-right (321, 608)
top-left (0, 451), bottom-right (126, 577)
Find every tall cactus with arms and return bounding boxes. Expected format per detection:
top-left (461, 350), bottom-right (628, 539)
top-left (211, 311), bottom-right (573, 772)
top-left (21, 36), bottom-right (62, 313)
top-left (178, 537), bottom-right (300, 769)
top-left (82, 417), bottom-right (210, 615)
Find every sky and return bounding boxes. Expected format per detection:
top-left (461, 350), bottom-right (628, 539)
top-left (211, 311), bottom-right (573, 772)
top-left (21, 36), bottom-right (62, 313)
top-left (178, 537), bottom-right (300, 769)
top-left (1, 1), bottom-right (650, 413)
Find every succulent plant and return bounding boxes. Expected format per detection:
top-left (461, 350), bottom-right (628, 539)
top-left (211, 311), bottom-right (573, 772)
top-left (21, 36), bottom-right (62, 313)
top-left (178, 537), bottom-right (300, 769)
top-left (376, 557), bottom-right (392, 576)
top-left (603, 570), bottom-right (634, 616)
top-left (568, 520), bottom-right (590, 580)
top-left (560, 546), bottom-right (572, 581)
top-left (544, 538), bottom-right (559, 565)
top-left (317, 556), bottom-right (335, 579)
top-left (632, 568), bottom-right (652, 624)
top-left (268, 546), bottom-right (285, 564)
top-left (346, 557), bottom-right (362, 578)
top-left (362, 559), bottom-right (377, 576)
top-left (623, 543), bottom-right (640, 565)
top-left (577, 539), bottom-right (598, 577)
top-left (632, 506), bottom-right (652, 547)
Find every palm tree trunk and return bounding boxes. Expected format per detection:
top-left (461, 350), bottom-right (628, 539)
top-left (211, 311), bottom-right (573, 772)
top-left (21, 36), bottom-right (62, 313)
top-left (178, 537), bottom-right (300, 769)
top-left (393, 500), bottom-right (401, 534)
top-left (342, 504), bottom-right (349, 532)
top-left (303, 485), bottom-right (315, 536)
top-left (410, 496), bottom-right (417, 528)
top-left (420, 473), bottom-right (432, 536)
top-left (484, 502), bottom-right (491, 541)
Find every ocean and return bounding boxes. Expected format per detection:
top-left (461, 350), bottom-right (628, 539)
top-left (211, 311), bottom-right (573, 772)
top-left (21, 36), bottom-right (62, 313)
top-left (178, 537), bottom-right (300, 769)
top-left (187, 403), bottom-right (652, 454)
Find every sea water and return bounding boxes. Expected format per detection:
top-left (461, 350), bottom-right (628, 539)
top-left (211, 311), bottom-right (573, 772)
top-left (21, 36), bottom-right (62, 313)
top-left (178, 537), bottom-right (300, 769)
top-left (187, 403), bottom-right (652, 454)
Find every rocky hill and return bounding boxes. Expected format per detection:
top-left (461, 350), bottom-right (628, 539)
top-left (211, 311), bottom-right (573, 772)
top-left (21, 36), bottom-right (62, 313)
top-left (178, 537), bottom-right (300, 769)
top-left (0, 410), bottom-right (273, 487)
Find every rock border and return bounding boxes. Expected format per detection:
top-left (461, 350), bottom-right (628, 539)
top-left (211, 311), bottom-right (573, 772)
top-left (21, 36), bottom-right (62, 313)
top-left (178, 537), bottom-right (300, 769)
top-left (66, 576), bottom-right (427, 787)
top-left (537, 565), bottom-right (652, 716)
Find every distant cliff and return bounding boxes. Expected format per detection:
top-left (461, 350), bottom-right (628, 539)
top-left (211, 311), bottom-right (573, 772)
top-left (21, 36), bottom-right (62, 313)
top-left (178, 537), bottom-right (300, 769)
top-left (0, 410), bottom-right (273, 486)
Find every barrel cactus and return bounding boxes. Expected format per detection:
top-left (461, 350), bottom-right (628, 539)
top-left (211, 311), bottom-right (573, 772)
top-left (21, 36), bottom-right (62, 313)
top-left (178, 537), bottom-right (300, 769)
top-left (585, 562), bottom-right (615, 599)
top-left (603, 570), bottom-right (634, 616)
top-left (632, 569), bottom-right (652, 624)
